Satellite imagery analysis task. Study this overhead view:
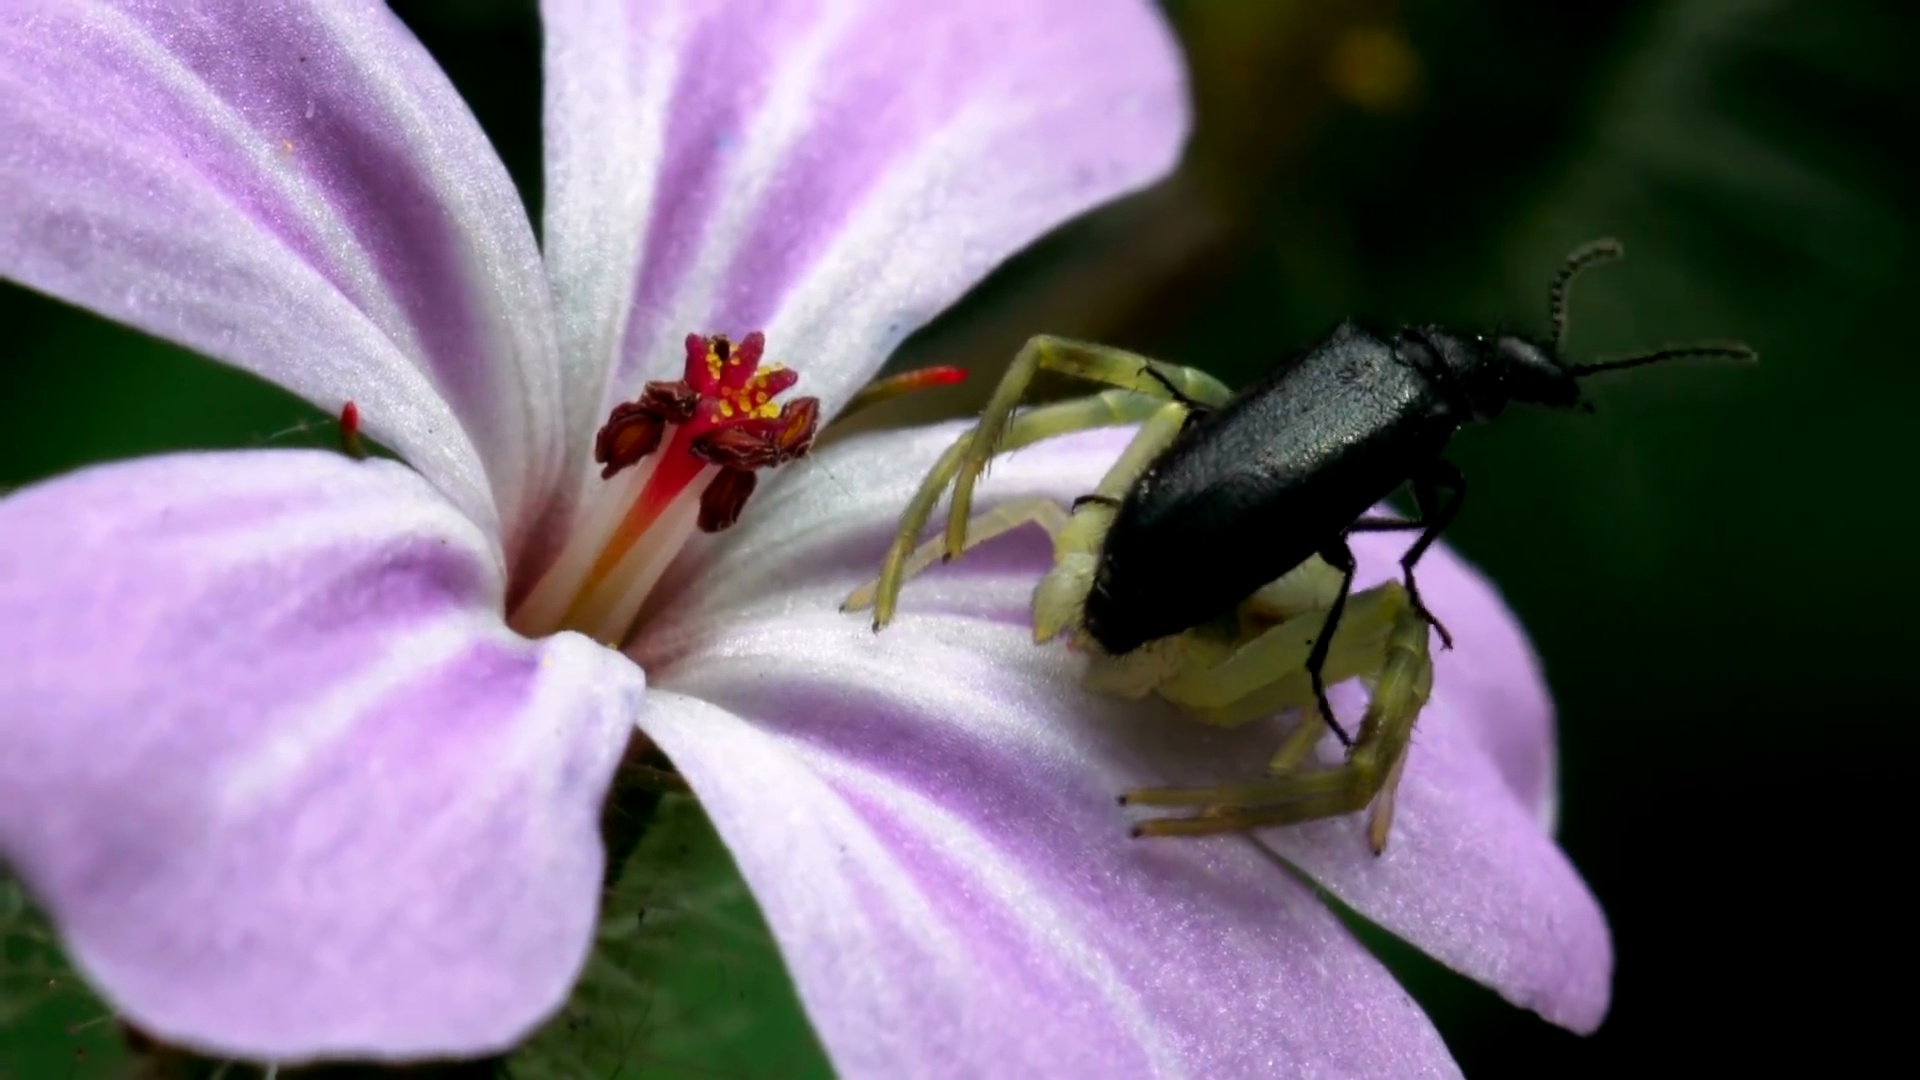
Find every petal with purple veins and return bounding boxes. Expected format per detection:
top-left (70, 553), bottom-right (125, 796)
top-left (1259, 537), bottom-right (1611, 1032)
top-left (638, 674), bottom-right (1459, 1080)
top-left (0, 0), bottom-right (565, 548)
top-left (634, 423), bottom-right (1612, 1054)
top-left (0, 451), bottom-right (643, 1062)
top-left (539, 0), bottom-right (1191, 457)
top-left (1252, 682), bottom-right (1613, 1034)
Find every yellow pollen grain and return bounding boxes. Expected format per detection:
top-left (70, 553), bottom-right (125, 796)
top-left (719, 401), bottom-right (735, 419)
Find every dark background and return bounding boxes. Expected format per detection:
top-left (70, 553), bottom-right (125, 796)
top-left (3, 0), bottom-right (1913, 1076)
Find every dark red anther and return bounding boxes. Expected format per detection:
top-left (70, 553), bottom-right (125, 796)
top-left (689, 425), bottom-right (782, 470)
top-left (597, 331), bottom-right (814, 535)
top-left (637, 380), bottom-right (700, 423)
top-left (595, 380), bottom-right (706, 478)
top-left (594, 403), bottom-right (665, 479)
top-left (771, 396), bottom-right (820, 463)
top-left (686, 395), bottom-right (821, 472)
top-left (339, 401), bottom-right (367, 460)
top-left (697, 468), bottom-right (757, 532)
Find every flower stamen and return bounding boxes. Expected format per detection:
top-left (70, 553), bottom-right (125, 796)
top-left (511, 331), bottom-right (819, 644)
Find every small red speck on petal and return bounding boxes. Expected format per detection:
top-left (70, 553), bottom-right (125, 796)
top-left (896, 366), bottom-right (967, 390)
top-left (838, 365), bottom-right (969, 419)
top-left (339, 401), bottom-right (367, 459)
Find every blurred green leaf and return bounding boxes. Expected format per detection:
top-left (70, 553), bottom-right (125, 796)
top-left (509, 797), bottom-right (830, 1080)
top-left (0, 871), bottom-right (126, 1080)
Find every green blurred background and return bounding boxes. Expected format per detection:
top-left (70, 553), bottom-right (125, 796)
top-left (3, 0), bottom-right (1913, 1075)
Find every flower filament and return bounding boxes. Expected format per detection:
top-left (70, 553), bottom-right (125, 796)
top-left (511, 332), bottom-right (818, 644)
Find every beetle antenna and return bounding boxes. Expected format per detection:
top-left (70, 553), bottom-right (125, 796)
top-left (1571, 341), bottom-right (1757, 376)
top-left (1548, 238), bottom-right (1625, 351)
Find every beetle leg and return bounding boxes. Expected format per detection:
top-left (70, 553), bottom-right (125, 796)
top-left (1397, 459), bottom-right (1465, 650)
top-left (1122, 597), bottom-right (1433, 853)
top-left (945, 336), bottom-right (1232, 561)
top-left (1304, 539), bottom-right (1359, 747)
top-left (1343, 461), bottom-right (1466, 650)
top-left (859, 389), bottom-right (1170, 628)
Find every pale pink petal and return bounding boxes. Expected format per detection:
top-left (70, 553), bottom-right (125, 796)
top-left (637, 423), bottom-right (1610, 1052)
top-left (538, 0), bottom-right (1189, 457)
top-left (0, 451), bottom-right (643, 1061)
top-left (641, 676), bottom-right (1459, 1080)
top-left (0, 0), bottom-right (565, 547)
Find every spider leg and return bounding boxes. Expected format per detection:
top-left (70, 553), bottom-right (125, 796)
top-left (850, 397), bottom-right (1194, 650)
top-left (1031, 401), bottom-right (1189, 644)
top-left (1121, 584), bottom-right (1433, 853)
top-left (842, 495), bottom-right (1072, 613)
top-left (1113, 581), bottom-right (1406, 725)
top-left (942, 335), bottom-right (1231, 563)
top-left (865, 336), bottom-right (1228, 631)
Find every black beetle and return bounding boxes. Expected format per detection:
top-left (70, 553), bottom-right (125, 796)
top-left (855, 239), bottom-right (1753, 753)
top-left (1080, 240), bottom-right (1753, 744)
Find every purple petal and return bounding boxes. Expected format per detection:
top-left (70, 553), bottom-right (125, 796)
top-left (1252, 684), bottom-right (1611, 1033)
top-left (0, 1), bottom-right (565, 549)
top-left (0, 451), bottom-right (643, 1061)
top-left (1264, 537), bottom-right (1612, 1033)
top-left (1345, 531), bottom-right (1559, 828)
top-left (539, 0), bottom-right (1188, 447)
top-left (634, 424), bottom-right (1611, 1058)
top-left (640, 679), bottom-right (1458, 1080)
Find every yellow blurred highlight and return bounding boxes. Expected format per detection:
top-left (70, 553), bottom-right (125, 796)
top-left (1327, 25), bottom-right (1422, 113)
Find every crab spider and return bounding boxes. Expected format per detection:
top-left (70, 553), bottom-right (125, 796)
top-left (844, 336), bottom-right (1433, 851)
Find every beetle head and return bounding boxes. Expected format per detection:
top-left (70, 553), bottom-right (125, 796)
top-left (1414, 329), bottom-right (1580, 420)
top-left (1490, 334), bottom-right (1583, 410)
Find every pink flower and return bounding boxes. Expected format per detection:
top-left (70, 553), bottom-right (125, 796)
top-left (0, 1), bottom-right (1610, 1075)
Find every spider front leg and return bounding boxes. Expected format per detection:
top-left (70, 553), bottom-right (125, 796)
top-left (1121, 582), bottom-right (1434, 854)
top-left (860, 335), bottom-right (1230, 630)
top-left (948, 335), bottom-right (1233, 559)
top-left (841, 495), bottom-right (1071, 614)
top-left (846, 393), bottom-right (1188, 628)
